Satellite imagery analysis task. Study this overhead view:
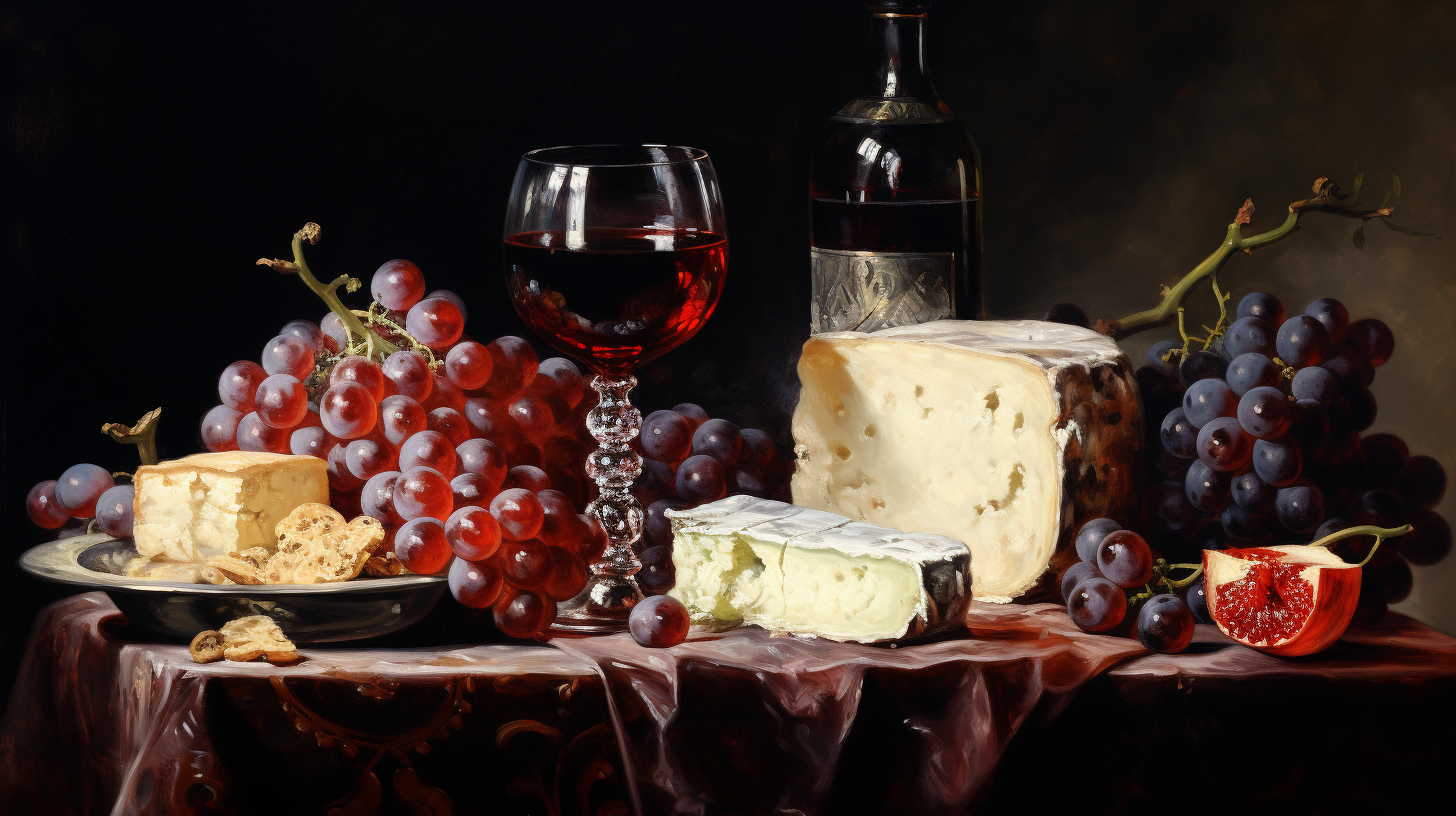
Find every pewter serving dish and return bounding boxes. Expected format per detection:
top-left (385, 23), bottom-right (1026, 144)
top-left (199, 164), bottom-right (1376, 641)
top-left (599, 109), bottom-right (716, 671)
top-left (19, 534), bottom-right (447, 643)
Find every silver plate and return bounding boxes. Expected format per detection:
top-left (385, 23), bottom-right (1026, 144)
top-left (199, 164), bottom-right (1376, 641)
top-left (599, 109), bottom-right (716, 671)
top-left (19, 534), bottom-right (447, 643)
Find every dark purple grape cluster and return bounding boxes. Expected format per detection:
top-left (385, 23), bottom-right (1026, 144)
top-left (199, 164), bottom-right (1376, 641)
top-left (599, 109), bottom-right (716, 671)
top-left (632, 404), bottom-right (793, 595)
top-left (1059, 518), bottom-right (1196, 653)
top-left (1135, 291), bottom-right (1449, 618)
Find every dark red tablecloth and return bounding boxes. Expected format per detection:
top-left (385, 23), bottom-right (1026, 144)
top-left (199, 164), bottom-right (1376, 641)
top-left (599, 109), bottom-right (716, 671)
top-left (2, 592), bottom-right (1454, 815)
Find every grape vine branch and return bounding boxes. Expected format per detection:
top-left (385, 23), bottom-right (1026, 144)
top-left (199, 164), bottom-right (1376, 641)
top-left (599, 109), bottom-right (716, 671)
top-left (1100, 176), bottom-right (1440, 339)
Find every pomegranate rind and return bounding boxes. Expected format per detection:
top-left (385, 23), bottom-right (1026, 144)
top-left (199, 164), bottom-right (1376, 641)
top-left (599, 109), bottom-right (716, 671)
top-left (1204, 544), bottom-right (1362, 657)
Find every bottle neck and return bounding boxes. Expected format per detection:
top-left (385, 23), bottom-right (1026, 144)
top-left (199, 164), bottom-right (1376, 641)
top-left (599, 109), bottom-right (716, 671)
top-left (868, 13), bottom-right (936, 100)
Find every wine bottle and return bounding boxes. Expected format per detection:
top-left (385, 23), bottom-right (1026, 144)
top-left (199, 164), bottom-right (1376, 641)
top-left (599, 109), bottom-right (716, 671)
top-left (809, 0), bottom-right (983, 333)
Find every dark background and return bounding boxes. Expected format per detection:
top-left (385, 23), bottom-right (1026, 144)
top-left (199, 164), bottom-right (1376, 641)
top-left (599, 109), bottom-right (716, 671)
top-left (4, 0), bottom-right (1454, 709)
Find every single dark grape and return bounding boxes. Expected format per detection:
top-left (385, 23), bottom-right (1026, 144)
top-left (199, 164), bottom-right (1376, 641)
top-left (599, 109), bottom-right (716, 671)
top-left (644, 497), bottom-right (688, 548)
top-left (1379, 559), bottom-right (1414, 603)
top-left (1136, 594), bottom-right (1195, 653)
top-left (1320, 354), bottom-right (1374, 389)
top-left (1159, 408), bottom-right (1198, 459)
top-left (1231, 468), bottom-right (1275, 511)
top-left (1275, 485), bottom-right (1325, 534)
top-left (676, 455), bottom-right (728, 504)
top-left (1184, 577), bottom-right (1212, 623)
top-left (1402, 455), bottom-right (1447, 508)
top-left (634, 458), bottom-right (677, 507)
top-left (1304, 298), bottom-right (1350, 345)
top-left (1043, 302), bottom-right (1090, 328)
top-left (1183, 379), bottom-right (1238, 428)
top-left (494, 590), bottom-right (554, 639)
top-left (1344, 318), bottom-right (1394, 366)
top-left (1251, 437), bottom-right (1302, 486)
top-left (629, 594), bottom-right (691, 648)
top-left (1179, 351), bottom-right (1227, 387)
top-left (1145, 340), bottom-right (1180, 376)
top-left (1067, 577), bottom-right (1127, 632)
top-left (1291, 366), bottom-right (1339, 403)
top-left (502, 464), bottom-right (551, 493)
top-left (1223, 317), bottom-right (1275, 359)
top-left (1402, 509), bottom-right (1452, 566)
top-left (1221, 503), bottom-right (1270, 542)
top-left (732, 469), bottom-right (770, 497)
top-left (1275, 315), bottom-right (1330, 367)
top-left (641, 410), bottom-right (694, 462)
top-left (1074, 518), bottom-right (1122, 563)
top-left (1289, 400), bottom-right (1331, 446)
top-left (1226, 353), bottom-right (1281, 396)
top-left (1184, 460), bottom-right (1230, 511)
top-left (673, 403), bottom-right (710, 429)
top-left (25, 481), bottom-right (70, 529)
top-left (501, 540), bottom-right (554, 589)
top-left (1237, 292), bottom-right (1285, 326)
top-left (1237, 386), bottom-right (1292, 440)
top-left (1060, 561), bottom-right (1102, 602)
top-left (691, 418), bottom-right (742, 466)
top-left (637, 545), bottom-right (677, 595)
top-left (738, 428), bottom-right (777, 473)
top-left (1332, 385), bottom-right (1377, 432)
top-left (490, 488), bottom-right (545, 541)
top-left (1096, 530), bottom-right (1154, 588)
top-left (1197, 417), bottom-right (1253, 472)
top-left (1360, 434), bottom-right (1409, 489)
top-left (1141, 482), bottom-right (1199, 537)
top-left (395, 517), bottom-right (451, 574)
top-left (1356, 489), bottom-right (1405, 528)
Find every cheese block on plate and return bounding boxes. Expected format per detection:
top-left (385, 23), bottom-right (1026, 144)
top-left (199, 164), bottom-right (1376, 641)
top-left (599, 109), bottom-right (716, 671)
top-left (791, 319), bottom-right (1143, 602)
top-left (132, 452), bottom-right (330, 562)
top-left (666, 495), bottom-right (972, 642)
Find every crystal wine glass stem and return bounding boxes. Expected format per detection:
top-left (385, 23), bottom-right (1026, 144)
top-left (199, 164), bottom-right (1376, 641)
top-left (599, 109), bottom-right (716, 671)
top-left (584, 375), bottom-right (645, 609)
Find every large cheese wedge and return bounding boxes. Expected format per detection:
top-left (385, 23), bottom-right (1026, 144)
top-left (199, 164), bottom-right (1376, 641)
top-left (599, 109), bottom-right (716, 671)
top-left (132, 452), bottom-right (330, 562)
top-left (666, 495), bottom-right (972, 642)
top-left (791, 319), bottom-right (1143, 602)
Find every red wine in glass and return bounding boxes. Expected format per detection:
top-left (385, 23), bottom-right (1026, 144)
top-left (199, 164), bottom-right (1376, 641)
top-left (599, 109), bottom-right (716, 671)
top-left (502, 144), bottom-right (727, 634)
top-left (504, 227), bottom-right (727, 377)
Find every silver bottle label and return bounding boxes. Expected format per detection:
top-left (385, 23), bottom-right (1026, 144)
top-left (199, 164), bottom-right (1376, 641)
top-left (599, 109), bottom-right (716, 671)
top-left (810, 247), bottom-right (954, 333)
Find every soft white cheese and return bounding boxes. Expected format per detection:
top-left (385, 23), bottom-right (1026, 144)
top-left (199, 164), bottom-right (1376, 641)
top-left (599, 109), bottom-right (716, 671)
top-left (132, 452), bottom-right (330, 562)
top-left (791, 319), bottom-right (1143, 602)
top-left (666, 495), bottom-right (972, 642)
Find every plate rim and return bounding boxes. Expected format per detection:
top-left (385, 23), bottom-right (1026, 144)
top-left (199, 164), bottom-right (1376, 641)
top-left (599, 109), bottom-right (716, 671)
top-left (19, 533), bottom-right (446, 595)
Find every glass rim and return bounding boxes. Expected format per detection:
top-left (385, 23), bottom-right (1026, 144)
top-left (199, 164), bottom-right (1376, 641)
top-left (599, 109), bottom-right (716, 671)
top-left (520, 144), bottom-right (711, 168)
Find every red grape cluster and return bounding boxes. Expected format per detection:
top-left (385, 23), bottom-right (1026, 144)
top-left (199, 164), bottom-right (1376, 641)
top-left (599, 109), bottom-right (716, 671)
top-left (631, 406), bottom-right (793, 595)
top-left (26, 465), bottom-right (135, 540)
top-left (1135, 291), bottom-right (1449, 620)
top-left (198, 258), bottom-right (607, 638)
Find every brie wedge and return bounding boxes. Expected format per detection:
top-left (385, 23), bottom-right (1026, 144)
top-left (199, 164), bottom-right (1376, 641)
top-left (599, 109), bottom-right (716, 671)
top-left (791, 319), bottom-right (1143, 602)
top-left (132, 451), bottom-right (330, 562)
top-left (666, 495), bottom-right (972, 643)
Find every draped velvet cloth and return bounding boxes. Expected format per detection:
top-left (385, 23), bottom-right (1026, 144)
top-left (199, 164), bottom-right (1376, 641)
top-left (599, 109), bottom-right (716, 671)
top-left (2, 593), bottom-right (1454, 815)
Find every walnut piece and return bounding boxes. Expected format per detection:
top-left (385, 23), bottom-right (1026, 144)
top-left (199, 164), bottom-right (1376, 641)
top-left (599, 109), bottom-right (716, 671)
top-left (219, 615), bottom-right (300, 663)
top-left (364, 551), bottom-right (405, 576)
top-left (190, 630), bottom-right (225, 663)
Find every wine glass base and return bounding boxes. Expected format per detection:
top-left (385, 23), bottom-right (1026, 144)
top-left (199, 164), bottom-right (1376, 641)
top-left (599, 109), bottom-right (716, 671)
top-left (546, 600), bottom-right (633, 637)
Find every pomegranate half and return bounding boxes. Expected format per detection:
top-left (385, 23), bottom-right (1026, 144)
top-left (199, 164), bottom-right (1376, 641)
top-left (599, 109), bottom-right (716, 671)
top-left (1203, 544), bottom-right (1361, 657)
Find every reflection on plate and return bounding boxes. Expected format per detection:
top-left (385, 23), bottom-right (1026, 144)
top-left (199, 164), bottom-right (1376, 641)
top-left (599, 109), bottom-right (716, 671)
top-left (19, 534), bottom-right (447, 643)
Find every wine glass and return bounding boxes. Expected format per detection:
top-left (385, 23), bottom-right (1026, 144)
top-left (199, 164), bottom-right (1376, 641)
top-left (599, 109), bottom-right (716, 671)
top-left (503, 145), bottom-right (728, 633)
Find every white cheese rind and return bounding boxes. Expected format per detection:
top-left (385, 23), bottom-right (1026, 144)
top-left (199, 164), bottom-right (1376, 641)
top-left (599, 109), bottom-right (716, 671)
top-left (132, 452), bottom-right (330, 562)
top-left (666, 496), bottom-right (972, 643)
top-left (790, 319), bottom-right (1143, 602)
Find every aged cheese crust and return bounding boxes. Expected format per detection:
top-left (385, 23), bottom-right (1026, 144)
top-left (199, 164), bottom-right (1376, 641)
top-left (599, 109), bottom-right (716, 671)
top-left (132, 451), bottom-right (329, 563)
top-left (791, 319), bottom-right (1143, 602)
top-left (666, 495), bottom-right (973, 643)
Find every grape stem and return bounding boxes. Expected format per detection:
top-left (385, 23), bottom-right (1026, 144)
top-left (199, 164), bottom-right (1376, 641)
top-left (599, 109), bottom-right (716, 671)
top-left (1306, 523), bottom-right (1412, 565)
top-left (101, 407), bottom-right (161, 466)
top-left (257, 223), bottom-right (404, 359)
top-left (1102, 178), bottom-right (1399, 338)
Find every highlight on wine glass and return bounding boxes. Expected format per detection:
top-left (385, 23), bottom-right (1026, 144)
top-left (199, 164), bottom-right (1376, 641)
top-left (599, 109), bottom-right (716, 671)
top-left (503, 144), bottom-right (728, 633)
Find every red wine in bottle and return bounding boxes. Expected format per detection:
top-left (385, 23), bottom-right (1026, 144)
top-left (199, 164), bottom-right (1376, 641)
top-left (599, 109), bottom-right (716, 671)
top-left (809, 0), bottom-right (982, 332)
top-left (504, 228), bottom-right (728, 376)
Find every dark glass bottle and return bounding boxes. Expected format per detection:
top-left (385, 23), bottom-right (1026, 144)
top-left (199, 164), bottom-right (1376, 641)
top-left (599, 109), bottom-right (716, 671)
top-left (809, 0), bottom-right (982, 332)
